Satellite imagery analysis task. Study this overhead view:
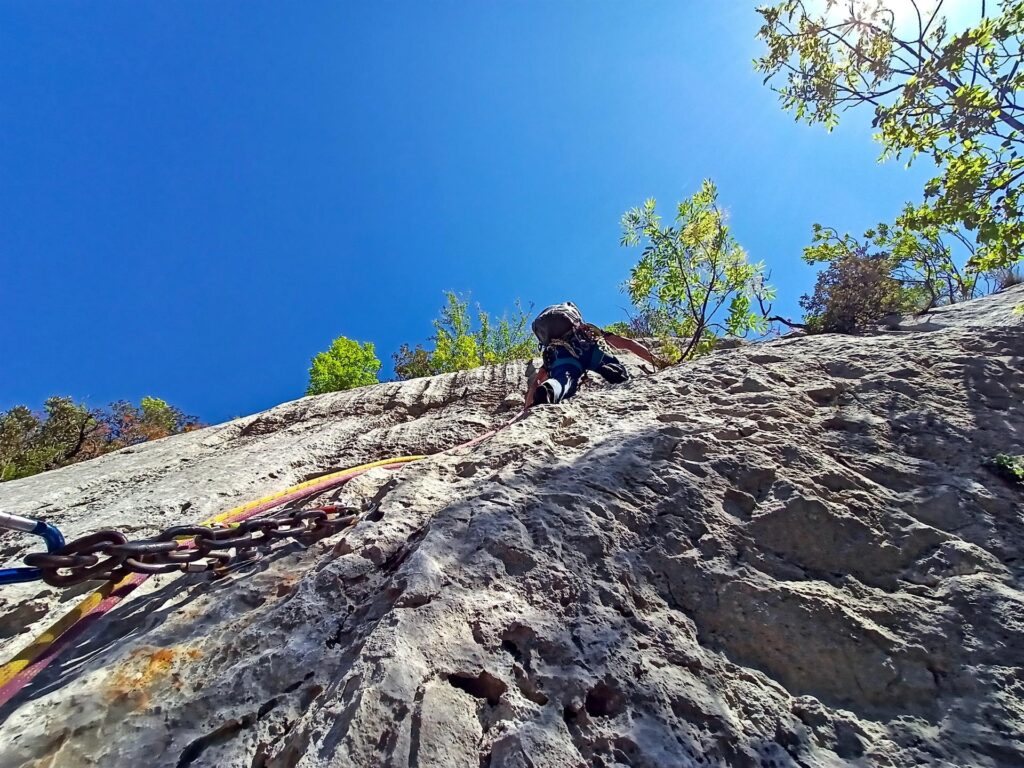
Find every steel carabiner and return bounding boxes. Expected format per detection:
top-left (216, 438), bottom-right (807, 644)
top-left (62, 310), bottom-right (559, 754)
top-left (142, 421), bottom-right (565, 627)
top-left (0, 511), bottom-right (66, 585)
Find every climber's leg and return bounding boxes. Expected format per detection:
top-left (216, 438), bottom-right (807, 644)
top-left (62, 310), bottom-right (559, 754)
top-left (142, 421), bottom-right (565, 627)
top-left (535, 362), bottom-right (582, 404)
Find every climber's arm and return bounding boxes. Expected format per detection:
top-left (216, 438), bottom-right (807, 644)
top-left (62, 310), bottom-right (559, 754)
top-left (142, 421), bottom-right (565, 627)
top-left (596, 328), bottom-right (665, 370)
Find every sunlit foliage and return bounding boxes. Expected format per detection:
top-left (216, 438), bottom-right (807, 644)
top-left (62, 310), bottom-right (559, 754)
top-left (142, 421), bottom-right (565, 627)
top-left (756, 0), bottom-right (1024, 272)
top-left (621, 179), bottom-right (772, 361)
top-left (306, 336), bottom-right (382, 395)
top-left (393, 292), bottom-right (535, 380)
top-left (1, 396), bottom-right (200, 482)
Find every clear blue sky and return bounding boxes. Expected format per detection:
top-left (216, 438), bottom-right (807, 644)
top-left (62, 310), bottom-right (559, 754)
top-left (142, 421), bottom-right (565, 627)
top-left (1, 1), bottom-right (933, 424)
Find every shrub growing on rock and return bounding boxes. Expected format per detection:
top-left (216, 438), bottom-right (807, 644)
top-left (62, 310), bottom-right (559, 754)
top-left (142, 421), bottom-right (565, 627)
top-left (393, 292), bottom-right (535, 380)
top-left (799, 249), bottom-right (914, 334)
top-left (799, 217), bottom-right (1019, 332)
top-left (986, 453), bottom-right (1024, 485)
top-left (603, 308), bottom-right (658, 340)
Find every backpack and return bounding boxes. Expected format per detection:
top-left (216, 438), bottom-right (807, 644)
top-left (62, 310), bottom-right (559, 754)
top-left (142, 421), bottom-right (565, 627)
top-left (532, 302), bottom-right (584, 345)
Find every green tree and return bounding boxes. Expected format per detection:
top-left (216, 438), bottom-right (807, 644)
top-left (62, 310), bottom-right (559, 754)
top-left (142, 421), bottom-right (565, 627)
top-left (431, 292), bottom-right (481, 373)
top-left (755, 0), bottom-right (1024, 272)
top-left (1, 396), bottom-right (202, 481)
top-left (1, 406), bottom-right (43, 481)
top-left (306, 336), bottom-right (382, 395)
top-left (476, 298), bottom-right (535, 365)
top-left (105, 396), bottom-right (201, 446)
top-left (393, 292), bottom-right (535, 380)
top-left (34, 396), bottom-right (105, 471)
top-left (4, 397), bottom-right (105, 480)
top-left (621, 179), bottom-right (771, 361)
top-left (141, 396), bottom-right (179, 434)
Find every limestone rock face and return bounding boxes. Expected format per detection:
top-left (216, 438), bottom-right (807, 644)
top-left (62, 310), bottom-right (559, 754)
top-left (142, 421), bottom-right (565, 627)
top-left (1, 287), bottom-right (1022, 768)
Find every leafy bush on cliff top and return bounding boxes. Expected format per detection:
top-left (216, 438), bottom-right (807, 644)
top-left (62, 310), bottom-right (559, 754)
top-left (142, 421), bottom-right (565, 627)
top-left (394, 292), bottom-right (534, 380)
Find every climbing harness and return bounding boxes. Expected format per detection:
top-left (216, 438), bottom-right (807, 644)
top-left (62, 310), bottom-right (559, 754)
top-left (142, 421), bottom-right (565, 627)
top-left (0, 411), bottom-right (529, 711)
top-left (0, 512), bottom-right (66, 585)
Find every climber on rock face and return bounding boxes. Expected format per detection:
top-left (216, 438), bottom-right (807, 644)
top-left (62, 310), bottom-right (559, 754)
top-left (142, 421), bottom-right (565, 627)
top-left (525, 302), bottom-right (661, 406)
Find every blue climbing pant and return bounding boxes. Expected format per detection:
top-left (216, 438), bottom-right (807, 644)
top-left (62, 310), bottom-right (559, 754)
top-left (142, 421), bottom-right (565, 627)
top-left (535, 337), bottom-right (628, 404)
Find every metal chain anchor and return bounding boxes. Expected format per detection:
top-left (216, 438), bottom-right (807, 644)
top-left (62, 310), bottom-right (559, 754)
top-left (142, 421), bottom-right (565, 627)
top-left (19, 504), bottom-right (357, 587)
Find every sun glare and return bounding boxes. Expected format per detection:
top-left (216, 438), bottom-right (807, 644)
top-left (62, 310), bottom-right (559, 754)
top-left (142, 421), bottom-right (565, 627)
top-left (813, 0), bottom-right (982, 33)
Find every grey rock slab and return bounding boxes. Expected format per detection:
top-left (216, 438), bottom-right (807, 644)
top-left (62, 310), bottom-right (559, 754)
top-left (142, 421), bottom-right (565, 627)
top-left (0, 285), bottom-right (1022, 766)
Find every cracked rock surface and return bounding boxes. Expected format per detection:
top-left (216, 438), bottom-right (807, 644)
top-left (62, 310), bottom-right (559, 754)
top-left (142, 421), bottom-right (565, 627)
top-left (0, 286), bottom-right (1022, 767)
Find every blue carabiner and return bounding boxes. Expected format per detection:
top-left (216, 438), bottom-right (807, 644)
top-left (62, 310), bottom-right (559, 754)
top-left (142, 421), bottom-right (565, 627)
top-left (0, 511), bottom-right (66, 585)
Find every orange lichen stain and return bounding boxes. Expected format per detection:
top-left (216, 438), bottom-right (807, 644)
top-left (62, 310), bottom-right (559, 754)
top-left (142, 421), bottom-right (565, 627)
top-left (275, 575), bottom-right (299, 597)
top-left (106, 645), bottom-right (203, 708)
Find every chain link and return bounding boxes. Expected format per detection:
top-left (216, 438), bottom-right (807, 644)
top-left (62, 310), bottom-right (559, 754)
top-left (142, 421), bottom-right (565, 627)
top-left (22, 505), bottom-right (358, 587)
